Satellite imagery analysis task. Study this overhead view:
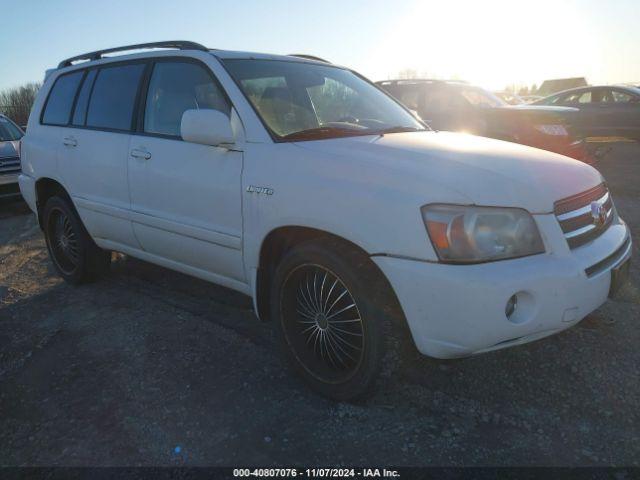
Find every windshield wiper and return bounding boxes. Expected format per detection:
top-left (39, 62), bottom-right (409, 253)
top-left (281, 125), bottom-right (425, 141)
top-left (373, 126), bottom-right (425, 135)
top-left (281, 126), bottom-right (372, 141)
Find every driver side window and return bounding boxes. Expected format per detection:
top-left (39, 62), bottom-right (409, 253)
top-left (610, 90), bottom-right (635, 103)
top-left (562, 91), bottom-right (591, 104)
top-left (144, 61), bottom-right (230, 137)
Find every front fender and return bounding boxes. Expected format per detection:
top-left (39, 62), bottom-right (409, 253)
top-left (241, 142), bottom-right (471, 275)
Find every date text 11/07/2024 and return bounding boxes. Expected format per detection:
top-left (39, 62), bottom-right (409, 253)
top-left (232, 468), bottom-right (401, 477)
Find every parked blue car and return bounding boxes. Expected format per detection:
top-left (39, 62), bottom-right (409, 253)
top-left (534, 85), bottom-right (640, 141)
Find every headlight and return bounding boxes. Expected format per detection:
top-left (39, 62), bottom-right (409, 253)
top-left (421, 204), bottom-right (545, 263)
top-left (534, 124), bottom-right (568, 136)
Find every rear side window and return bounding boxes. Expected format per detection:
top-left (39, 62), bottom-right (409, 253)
top-left (87, 64), bottom-right (145, 131)
top-left (143, 61), bottom-right (230, 137)
top-left (72, 69), bottom-right (97, 126)
top-left (41, 71), bottom-right (84, 125)
top-left (391, 85), bottom-right (422, 111)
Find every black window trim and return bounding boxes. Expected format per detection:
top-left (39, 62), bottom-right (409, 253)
top-left (71, 68), bottom-right (98, 127)
top-left (39, 69), bottom-right (85, 127)
top-left (40, 60), bottom-right (148, 133)
top-left (82, 60), bottom-right (148, 133)
top-left (40, 56), bottom-right (235, 140)
top-left (69, 70), bottom-right (89, 126)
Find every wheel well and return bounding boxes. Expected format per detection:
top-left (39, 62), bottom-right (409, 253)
top-left (255, 226), bottom-right (405, 327)
top-left (35, 178), bottom-right (71, 229)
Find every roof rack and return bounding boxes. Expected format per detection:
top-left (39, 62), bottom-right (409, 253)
top-left (58, 41), bottom-right (209, 68)
top-left (288, 54), bottom-right (331, 63)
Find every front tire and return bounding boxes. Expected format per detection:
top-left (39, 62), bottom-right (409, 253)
top-left (43, 196), bottom-right (110, 284)
top-left (271, 239), bottom-right (396, 401)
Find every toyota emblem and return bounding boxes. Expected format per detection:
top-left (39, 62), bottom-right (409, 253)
top-left (590, 201), bottom-right (607, 227)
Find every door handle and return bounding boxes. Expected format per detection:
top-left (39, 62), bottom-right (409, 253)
top-left (130, 148), bottom-right (151, 160)
top-left (63, 136), bottom-right (77, 147)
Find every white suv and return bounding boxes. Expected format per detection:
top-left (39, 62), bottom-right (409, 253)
top-left (20, 42), bottom-right (632, 400)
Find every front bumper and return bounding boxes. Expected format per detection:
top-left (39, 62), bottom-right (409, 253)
top-left (561, 139), bottom-right (594, 164)
top-left (540, 138), bottom-right (592, 163)
top-left (0, 173), bottom-right (21, 199)
top-left (373, 216), bottom-right (631, 359)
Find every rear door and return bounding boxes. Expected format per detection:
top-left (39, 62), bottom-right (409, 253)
top-left (59, 62), bottom-right (146, 248)
top-left (601, 88), bottom-right (640, 140)
top-left (127, 58), bottom-right (244, 284)
top-left (37, 69), bottom-right (85, 198)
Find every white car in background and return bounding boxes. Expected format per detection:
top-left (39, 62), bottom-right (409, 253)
top-left (19, 42), bottom-right (632, 400)
top-left (0, 114), bottom-right (23, 200)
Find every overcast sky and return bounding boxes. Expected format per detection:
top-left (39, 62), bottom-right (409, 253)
top-left (2, 0), bottom-right (639, 91)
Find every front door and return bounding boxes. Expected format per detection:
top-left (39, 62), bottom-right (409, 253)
top-left (127, 59), bottom-right (245, 283)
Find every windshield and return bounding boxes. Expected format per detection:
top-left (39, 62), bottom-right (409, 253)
top-left (458, 86), bottom-right (506, 108)
top-left (0, 116), bottom-right (23, 142)
top-left (496, 92), bottom-right (523, 105)
top-left (222, 59), bottom-right (426, 141)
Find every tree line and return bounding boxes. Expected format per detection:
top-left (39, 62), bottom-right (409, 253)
top-left (0, 83), bottom-right (41, 127)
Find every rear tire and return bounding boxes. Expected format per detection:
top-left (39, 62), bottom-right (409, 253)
top-left (43, 195), bottom-right (110, 284)
top-left (270, 238), bottom-right (402, 401)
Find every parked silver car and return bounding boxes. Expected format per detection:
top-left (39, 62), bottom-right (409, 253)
top-left (0, 114), bottom-right (23, 199)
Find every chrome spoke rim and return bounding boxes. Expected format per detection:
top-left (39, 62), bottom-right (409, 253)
top-left (48, 208), bottom-right (80, 274)
top-left (283, 264), bottom-right (364, 382)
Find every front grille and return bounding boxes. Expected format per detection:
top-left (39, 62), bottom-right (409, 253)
top-left (554, 183), bottom-right (614, 249)
top-left (0, 156), bottom-right (21, 175)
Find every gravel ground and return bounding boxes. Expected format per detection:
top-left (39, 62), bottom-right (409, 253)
top-left (0, 143), bottom-right (638, 467)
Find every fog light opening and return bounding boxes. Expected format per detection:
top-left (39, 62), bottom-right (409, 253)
top-left (505, 295), bottom-right (518, 319)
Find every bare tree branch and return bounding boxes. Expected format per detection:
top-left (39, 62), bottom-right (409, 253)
top-left (0, 82), bottom-right (42, 127)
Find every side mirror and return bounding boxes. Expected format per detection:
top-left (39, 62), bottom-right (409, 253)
top-left (180, 109), bottom-right (234, 147)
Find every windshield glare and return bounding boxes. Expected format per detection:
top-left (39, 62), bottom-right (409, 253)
top-left (458, 87), bottom-right (506, 108)
top-left (222, 59), bottom-right (425, 140)
top-left (0, 117), bottom-right (23, 142)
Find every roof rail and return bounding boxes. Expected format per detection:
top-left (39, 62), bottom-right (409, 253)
top-left (58, 41), bottom-right (209, 68)
top-left (288, 54), bottom-right (331, 63)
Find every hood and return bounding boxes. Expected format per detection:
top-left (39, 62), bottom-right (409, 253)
top-left (0, 140), bottom-right (19, 159)
top-left (295, 131), bottom-right (602, 213)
